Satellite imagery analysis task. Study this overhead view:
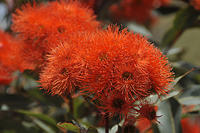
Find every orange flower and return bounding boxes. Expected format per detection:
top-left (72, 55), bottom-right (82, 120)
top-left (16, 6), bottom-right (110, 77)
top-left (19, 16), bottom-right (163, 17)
top-left (98, 90), bottom-right (136, 119)
top-left (191, 0), bottom-right (200, 10)
top-left (0, 30), bottom-right (32, 71)
top-left (12, 0), bottom-right (100, 70)
top-left (81, 26), bottom-right (174, 101)
top-left (136, 104), bottom-right (159, 122)
top-left (110, 0), bottom-right (170, 24)
top-left (39, 42), bottom-right (85, 96)
top-left (181, 118), bottom-right (200, 133)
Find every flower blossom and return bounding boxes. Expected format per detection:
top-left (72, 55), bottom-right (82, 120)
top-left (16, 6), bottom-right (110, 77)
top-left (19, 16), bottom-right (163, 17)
top-left (81, 26), bottom-right (174, 101)
top-left (0, 30), bottom-right (31, 71)
top-left (12, 0), bottom-right (99, 70)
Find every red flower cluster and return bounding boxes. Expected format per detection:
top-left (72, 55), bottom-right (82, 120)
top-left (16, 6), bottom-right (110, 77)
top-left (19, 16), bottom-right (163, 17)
top-left (191, 0), bottom-right (200, 10)
top-left (81, 27), bottom-right (173, 100)
top-left (110, 0), bottom-right (171, 24)
top-left (9, 0), bottom-right (174, 123)
top-left (39, 25), bottom-right (173, 120)
top-left (12, 0), bottom-right (99, 70)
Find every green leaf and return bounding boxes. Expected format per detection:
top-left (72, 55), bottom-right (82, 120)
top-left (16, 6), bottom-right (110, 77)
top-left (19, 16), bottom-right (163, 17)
top-left (0, 111), bottom-right (40, 133)
top-left (32, 118), bottom-right (55, 133)
top-left (157, 100), bottom-right (176, 133)
top-left (161, 90), bottom-right (181, 102)
top-left (180, 85), bottom-right (200, 97)
top-left (16, 110), bottom-right (57, 129)
top-left (169, 69), bottom-right (193, 88)
top-left (57, 122), bottom-right (80, 133)
top-left (179, 96), bottom-right (200, 105)
top-left (169, 98), bottom-right (182, 133)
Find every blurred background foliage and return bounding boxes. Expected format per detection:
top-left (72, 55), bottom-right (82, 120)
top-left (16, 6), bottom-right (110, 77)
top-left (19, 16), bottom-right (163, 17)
top-left (0, 0), bottom-right (200, 133)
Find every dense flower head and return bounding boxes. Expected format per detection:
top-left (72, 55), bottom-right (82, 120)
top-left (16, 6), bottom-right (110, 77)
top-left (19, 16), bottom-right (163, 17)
top-left (39, 41), bottom-right (86, 96)
top-left (191, 0), bottom-right (200, 10)
top-left (12, 0), bottom-right (100, 70)
top-left (0, 30), bottom-right (31, 71)
top-left (110, 0), bottom-right (171, 24)
top-left (39, 25), bottom-right (173, 121)
top-left (80, 26), bottom-right (174, 101)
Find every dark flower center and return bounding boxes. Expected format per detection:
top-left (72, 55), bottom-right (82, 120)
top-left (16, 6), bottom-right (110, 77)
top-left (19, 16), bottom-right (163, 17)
top-left (122, 71), bottom-right (133, 80)
top-left (148, 109), bottom-right (156, 120)
top-left (60, 68), bottom-right (68, 75)
top-left (57, 26), bottom-right (65, 33)
top-left (112, 98), bottom-right (125, 109)
top-left (99, 52), bottom-right (108, 61)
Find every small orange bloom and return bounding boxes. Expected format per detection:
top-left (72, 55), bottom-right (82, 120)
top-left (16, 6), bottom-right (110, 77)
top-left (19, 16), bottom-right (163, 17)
top-left (98, 90), bottom-right (135, 119)
top-left (191, 0), bottom-right (200, 10)
top-left (136, 104), bottom-right (159, 122)
top-left (39, 42), bottom-right (85, 96)
top-left (12, 0), bottom-right (100, 70)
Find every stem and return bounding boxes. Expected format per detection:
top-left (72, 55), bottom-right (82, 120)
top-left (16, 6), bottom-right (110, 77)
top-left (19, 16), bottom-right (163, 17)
top-left (61, 93), bottom-right (74, 115)
top-left (67, 93), bottom-right (74, 115)
top-left (105, 112), bottom-right (109, 133)
top-left (161, 6), bottom-right (199, 54)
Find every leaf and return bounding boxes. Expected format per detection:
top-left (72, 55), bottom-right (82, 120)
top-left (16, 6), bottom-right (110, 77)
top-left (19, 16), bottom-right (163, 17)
top-left (0, 111), bottom-right (39, 133)
top-left (169, 98), bottom-right (182, 133)
top-left (179, 96), bottom-right (200, 105)
top-left (57, 122), bottom-right (80, 133)
top-left (161, 90), bottom-right (181, 102)
top-left (32, 118), bottom-right (55, 133)
top-left (161, 6), bottom-right (199, 49)
top-left (180, 85), bottom-right (200, 97)
top-left (16, 110), bottom-right (57, 129)
top-left (110, 125), bottom-right (118, 133)
top-left (157, 100), bottom-right (176, 133)
top-left (169, 69), bottom-right (194, 89)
